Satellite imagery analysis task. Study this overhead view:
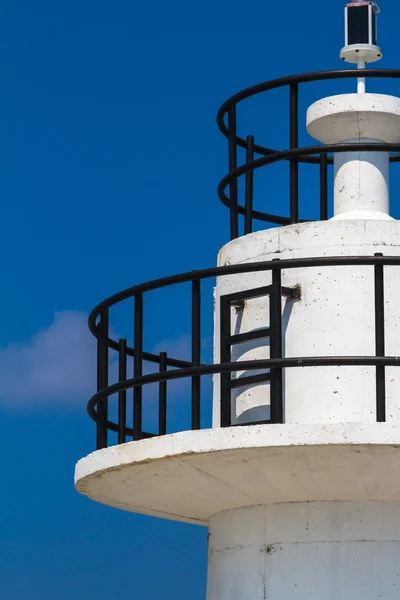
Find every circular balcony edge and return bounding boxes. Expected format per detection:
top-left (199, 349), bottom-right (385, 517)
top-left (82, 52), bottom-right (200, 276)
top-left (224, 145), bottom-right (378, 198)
top-left (75, 423), bottom-right (400, 526)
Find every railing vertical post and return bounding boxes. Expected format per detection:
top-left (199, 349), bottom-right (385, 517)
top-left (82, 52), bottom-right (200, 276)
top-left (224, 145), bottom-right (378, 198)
top-left (320, 152), bottom-right (328, 220)
top-left (289, 83), bottom-right (299, 224)
top-left (270, 259), bottom-right (283, 424)
top-left (374, 253), bottom-right (386, 422)
top-left (228, 105), bottom-right (239, 240)
top-left (191, 279), bottom-right (201, 430)
top-left (118, 338), bottom-right (127, 445)
top-left (133, 293), bottom-right (143, 440)
top-left (220, 297), bottom-right (232, 427)
top-left (245, 135), bottom-right (254, 235)
top-left (159, 352), bottom-right (167, 436)
top-left (96, 308), bottom-right (109, 450)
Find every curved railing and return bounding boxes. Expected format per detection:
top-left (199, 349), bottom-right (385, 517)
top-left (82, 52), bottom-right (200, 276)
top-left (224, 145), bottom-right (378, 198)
top-left (87, 69), bottom-right (400, 450)
top-left (89, 255), bottom-right (400, 450)
top-left (216, 69), bottom-right (400, 237)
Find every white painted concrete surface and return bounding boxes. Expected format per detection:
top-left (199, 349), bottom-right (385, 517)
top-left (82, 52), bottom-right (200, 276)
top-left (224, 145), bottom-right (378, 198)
top-left (333, 137), bottom-right (391, 219)
top-left (213, 220), bottom-right (400, 427)
top-left (207, 501), bottom-right (400, 600)
top-left (307, 94), bottom-right (400, 144)
top-left (307, 94), bottom-right (400, 219)
top-left (75, 75), bottom-right (400, 600)
top-left (74, 423), bottom-right (400, 525)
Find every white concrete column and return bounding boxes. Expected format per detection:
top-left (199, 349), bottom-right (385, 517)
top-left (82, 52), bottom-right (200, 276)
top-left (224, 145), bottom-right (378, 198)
top-left (207, 501), bottom-right (400, 600)
top-left (213, 220), bottom-right (400, 427)
top-left (334, 138), bottom-right (389, 218)
top-left (307, 93), bottom-right (400, 220)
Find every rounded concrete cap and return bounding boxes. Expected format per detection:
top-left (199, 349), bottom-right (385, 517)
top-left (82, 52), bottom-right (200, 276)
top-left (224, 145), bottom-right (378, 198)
top-left (307, 93), bottom-right (400, 144)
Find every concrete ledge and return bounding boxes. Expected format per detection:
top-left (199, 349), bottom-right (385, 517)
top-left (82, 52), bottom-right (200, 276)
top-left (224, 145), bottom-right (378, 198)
top-left (75, 424), bottom-right (400, 525)
top-left (306, 93), bottom-right (400, 144)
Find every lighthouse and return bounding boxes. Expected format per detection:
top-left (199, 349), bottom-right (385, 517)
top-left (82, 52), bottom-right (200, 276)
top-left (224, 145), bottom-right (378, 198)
top-left (75, 2), bottom-right (400, 598)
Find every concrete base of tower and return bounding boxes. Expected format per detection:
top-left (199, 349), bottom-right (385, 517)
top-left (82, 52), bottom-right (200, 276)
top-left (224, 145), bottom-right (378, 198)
top-left (75, 423), bottom-right (400, 525)
top-left (207, 501), bottom-right (400, 600)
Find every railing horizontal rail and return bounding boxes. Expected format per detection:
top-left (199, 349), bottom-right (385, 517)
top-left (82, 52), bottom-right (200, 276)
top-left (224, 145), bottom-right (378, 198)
top-left (217, 143), bottom-right (400, 220)
top-left (104, 340), bottom-right (191, 369)
top-left (88, 355), bottom-right (400, 421)
top-left (217, 69), bottom-right (400, 159)
top-left (89, 255), bottom-right (400, 336)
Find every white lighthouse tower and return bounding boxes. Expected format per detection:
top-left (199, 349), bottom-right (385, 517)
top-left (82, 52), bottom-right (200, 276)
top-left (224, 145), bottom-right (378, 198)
top-left (75, 2), bottom-right (400, 598)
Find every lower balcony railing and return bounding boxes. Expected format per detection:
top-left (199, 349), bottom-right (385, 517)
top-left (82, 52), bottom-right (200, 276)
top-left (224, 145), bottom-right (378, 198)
top-left (88, 255), bottom-right (400, 450)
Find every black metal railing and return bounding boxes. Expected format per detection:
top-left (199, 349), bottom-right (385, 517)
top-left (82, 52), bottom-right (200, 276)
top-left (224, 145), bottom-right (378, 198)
top-left (217, 69), bottom-right (400, 239)
top-left (86, 68), bottom-right (400, 450)
top-left (219, 275), bottom-right (299, 427)
top-left (88, 255), bottom-right (400, 450)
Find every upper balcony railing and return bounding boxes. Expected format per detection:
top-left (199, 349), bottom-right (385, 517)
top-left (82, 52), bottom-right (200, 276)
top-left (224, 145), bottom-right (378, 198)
top-left (217, 69), bottom-right (400, 239)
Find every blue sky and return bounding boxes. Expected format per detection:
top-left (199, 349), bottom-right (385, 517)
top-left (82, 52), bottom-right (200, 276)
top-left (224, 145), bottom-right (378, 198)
top-left (1, 1), bottom-right (400, 598)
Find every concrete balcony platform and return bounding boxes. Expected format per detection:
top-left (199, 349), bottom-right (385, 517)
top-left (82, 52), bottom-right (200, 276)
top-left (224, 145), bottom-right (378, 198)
top-left (75, 423), bottom-right (400, 525)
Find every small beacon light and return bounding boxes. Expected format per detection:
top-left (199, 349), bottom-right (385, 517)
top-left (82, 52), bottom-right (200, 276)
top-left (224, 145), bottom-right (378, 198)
top-left (340, 1), bottom-right (382, 92)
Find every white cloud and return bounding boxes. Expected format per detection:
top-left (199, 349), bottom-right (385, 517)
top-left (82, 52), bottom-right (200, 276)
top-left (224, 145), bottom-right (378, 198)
top-left (0, 311), bottom-right (213, 411)
top-left (152, 334), bottom-right (191, 362)
top-left (0, 311), bottom-right (96, 408)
